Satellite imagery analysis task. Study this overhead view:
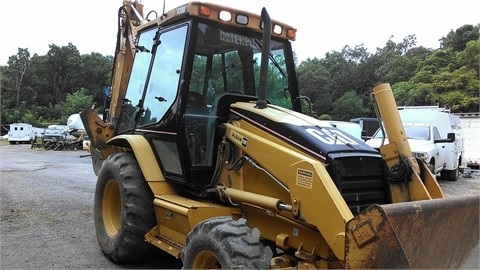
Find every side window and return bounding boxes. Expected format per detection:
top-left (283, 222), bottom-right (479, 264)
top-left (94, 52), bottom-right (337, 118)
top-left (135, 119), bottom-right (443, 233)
top-left (432, 127), bottom-right (441, 140)
top-left (139, 25), bottom-right (188, 126)
top-left (260, 48), bottom-right (291, 109)
top-left (190, 52), bottom-right (245, 106)
top-left (116, 28), bottom-right (156, 134)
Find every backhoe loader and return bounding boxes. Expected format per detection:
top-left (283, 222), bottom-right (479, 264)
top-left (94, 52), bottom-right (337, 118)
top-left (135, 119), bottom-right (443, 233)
top-left (80, 1), bottom-right (479, 268)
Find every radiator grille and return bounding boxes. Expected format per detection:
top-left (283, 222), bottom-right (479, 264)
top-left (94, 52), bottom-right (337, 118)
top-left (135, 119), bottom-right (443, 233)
top-left (329, 156), bottom-right (390, 215)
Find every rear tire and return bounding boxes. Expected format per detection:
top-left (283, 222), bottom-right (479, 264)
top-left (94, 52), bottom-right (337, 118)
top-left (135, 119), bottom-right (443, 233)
top-left (94, 152), bottom-right (156, 263)
top-left (181, 217), bottom-right (272, 269)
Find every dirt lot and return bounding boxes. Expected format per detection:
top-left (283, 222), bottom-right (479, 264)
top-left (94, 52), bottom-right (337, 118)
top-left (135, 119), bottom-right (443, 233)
top-left (1, 143), bottom-right (479, 269)
top-left (0, 144), bottom-right (182, 269)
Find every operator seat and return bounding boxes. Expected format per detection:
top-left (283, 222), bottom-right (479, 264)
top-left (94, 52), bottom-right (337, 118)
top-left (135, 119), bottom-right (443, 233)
top-left (186, 91), bottom-right (207, 114)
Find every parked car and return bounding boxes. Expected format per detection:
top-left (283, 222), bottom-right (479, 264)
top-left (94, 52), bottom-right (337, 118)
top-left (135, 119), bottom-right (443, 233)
top-left (42, 128), bottom-right (65, 143)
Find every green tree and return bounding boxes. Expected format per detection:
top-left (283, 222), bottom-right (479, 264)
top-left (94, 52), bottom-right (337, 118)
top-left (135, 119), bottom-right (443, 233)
top-left (59, 88), bottom-right (94, 122)
top-left (45, 43), bottom-right (82, 103)
top-left (440, 24), bottom-right (480, 52)
top-left (332, 91), bottom-right (369, 121)
top-left (392, 81), bottom-right (415, 106)
top-left (384, 46), bottom-right (431, 84)
top-left (77, 53), bottom-right (113, 108)
top-left (456, 39), bottom-right (480, 76)
top-left (6, 48), bottom-right (30, 107)
top-left (296, 58), bottom-right (334, 117)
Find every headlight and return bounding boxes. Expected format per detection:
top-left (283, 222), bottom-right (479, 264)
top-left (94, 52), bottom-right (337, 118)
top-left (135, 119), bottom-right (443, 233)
top-left (413, 152), bottom-right (429, 162)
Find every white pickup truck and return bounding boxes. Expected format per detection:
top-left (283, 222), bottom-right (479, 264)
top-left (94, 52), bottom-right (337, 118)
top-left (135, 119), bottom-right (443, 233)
top-left (366, 106), bottom-right (464, 181)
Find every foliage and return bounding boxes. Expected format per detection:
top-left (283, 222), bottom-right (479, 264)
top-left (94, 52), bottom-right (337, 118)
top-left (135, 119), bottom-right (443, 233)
top-left (59, 88), bottom-right (94, 123)
top-left (318, 114), bottom-right (332, 120)
top-left (332, 91), bottom-right (370, 121)
top-left (440, 24), bottom-right (480, 52)
top-left (296, 24), bottom-right (479, 119)
top-left (1, 24), bottom-right (478, 127)
top-left (1, 44), bottom-right (111, 126)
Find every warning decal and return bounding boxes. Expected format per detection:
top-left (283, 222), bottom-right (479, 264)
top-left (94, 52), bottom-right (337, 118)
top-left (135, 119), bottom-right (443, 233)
top-left (296, 169), bottom-right (313, 189)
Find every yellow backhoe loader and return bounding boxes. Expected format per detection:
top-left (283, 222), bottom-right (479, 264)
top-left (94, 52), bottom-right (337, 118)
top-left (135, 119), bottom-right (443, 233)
top-left (80, 1), bottom-right (479, 268)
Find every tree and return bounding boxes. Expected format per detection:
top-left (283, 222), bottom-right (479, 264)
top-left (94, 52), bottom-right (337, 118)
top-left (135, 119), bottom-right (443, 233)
top-left (456, 39), bottom-right (480, 76)
top-left (296, 59), bottom-right (334, 117)
top-left (392, 81), bottom-right (415, 106)
top-left (429, 66), bottom-right (479, 112)
top-left (77, 53), bottom-right (113, 108)
top-left (45, 43), bottom-right (82, 103)
top-left (440, 24), bottom-right (480, 52)
top-left (383, 46), bottom-right (431, 84)
top-left (6, 48), bottom-right (31, 107)
top-left (331, 91), bottom-right (369, 121)
top-left (59, 88), bottom-right (94, 123)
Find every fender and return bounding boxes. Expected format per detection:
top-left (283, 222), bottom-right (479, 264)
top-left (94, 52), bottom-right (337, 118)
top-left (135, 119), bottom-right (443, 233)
top-left (108, 134), bottom-right (166, 182)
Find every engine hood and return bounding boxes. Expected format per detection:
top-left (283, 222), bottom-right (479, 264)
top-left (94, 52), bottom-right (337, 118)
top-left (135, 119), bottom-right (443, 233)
top-left (405, 139), bottom-right (433, 150)
top-left (365, 138), bottom-right (388, 149)
top-left (229, 102), bottom-right (380, 162)
top-left (366, 137), bottom-right (432, 152)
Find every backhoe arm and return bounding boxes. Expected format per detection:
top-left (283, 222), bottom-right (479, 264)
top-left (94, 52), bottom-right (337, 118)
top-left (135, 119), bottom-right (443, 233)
top-left (108, 0), bottom-right (146, 124)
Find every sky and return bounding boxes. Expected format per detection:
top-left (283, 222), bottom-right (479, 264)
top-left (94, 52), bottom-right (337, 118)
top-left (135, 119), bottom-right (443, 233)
top-left (1, 0), bottom-right (478, 65)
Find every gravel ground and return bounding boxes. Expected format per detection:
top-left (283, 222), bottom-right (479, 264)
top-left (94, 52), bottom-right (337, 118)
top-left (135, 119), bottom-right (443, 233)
top-left (1, 143), bottom-right (478, 269)
top-left (0, 144), bottom-right (181, 269)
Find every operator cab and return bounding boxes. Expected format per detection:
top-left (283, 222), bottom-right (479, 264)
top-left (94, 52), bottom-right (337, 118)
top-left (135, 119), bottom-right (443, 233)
top-left (113, 3), bottom-right (300, 189)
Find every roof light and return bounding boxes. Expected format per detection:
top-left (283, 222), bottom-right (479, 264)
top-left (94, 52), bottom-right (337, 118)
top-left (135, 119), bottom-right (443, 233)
top-left (219, 10), bottom-right (232, 21)
top-left (273, 24), bottom-right (282, 35)
top-left (199, 5), bottom-right (211, 17)
top-left (287, 29), bottom-right (296, 39)
top-left (236, 14), bottom-right (249, 25)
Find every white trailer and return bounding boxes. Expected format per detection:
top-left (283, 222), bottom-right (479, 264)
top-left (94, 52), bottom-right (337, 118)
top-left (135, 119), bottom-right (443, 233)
top-left (8, 123), bottom-right (35, 144)
top-left (458, 113), bottom-right (480, 169)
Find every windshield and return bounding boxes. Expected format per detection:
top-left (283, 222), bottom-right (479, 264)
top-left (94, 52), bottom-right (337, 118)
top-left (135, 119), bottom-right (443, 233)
top-left (44, 129), bottom-right (62, 136)
top-left (374, 125), bottom-right (430, 140)
top-left (189, 22), bottom-right (293, 109)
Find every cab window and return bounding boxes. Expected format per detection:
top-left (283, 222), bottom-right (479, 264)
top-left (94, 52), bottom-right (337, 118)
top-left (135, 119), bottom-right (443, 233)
top-left (139, 25), bottom-right (188, 126)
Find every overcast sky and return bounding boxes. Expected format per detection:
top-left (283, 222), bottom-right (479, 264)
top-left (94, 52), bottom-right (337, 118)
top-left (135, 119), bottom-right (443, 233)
top-left (1, 0), bottom-right (478, 65)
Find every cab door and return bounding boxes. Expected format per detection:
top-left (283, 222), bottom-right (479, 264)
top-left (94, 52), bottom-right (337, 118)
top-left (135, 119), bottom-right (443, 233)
top-left (432, 126), bottom-right (448, 172)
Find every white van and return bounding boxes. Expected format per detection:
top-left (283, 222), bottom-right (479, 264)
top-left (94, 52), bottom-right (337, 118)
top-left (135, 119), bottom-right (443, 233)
top-left (8, 123), bottom-right (35, 144)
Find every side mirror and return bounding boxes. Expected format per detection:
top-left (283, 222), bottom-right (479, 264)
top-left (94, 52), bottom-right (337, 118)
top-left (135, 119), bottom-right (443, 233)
top-left (361, 130), bottom-right (371, 141)
top-left (434, 132), bottom-right (455, 143)
top-left (447, 132), bottom-right (455, 142)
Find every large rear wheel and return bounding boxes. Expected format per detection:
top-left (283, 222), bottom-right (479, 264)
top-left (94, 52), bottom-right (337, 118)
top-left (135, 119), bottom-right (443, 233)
top-left (94, 152), bottom-right (156, 263)
top-left (181, 217), bottom-right (272, 269)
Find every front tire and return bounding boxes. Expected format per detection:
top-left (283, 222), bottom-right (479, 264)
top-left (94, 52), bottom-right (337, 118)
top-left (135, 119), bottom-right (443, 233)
top-left (181, 217), bottom-right (272, 269)
top-left (94, 152), bottom-right (156, 263)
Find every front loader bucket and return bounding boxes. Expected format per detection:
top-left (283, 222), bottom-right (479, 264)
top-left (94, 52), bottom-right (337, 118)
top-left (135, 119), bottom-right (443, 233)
top-left (345, 195), bottom-right (479, 269)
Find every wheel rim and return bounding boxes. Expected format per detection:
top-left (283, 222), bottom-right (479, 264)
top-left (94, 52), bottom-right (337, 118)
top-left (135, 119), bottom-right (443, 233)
top-left (192, 249), bottom-right (222, 269)
top-left (103, 178), bottom-right (121, 237)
